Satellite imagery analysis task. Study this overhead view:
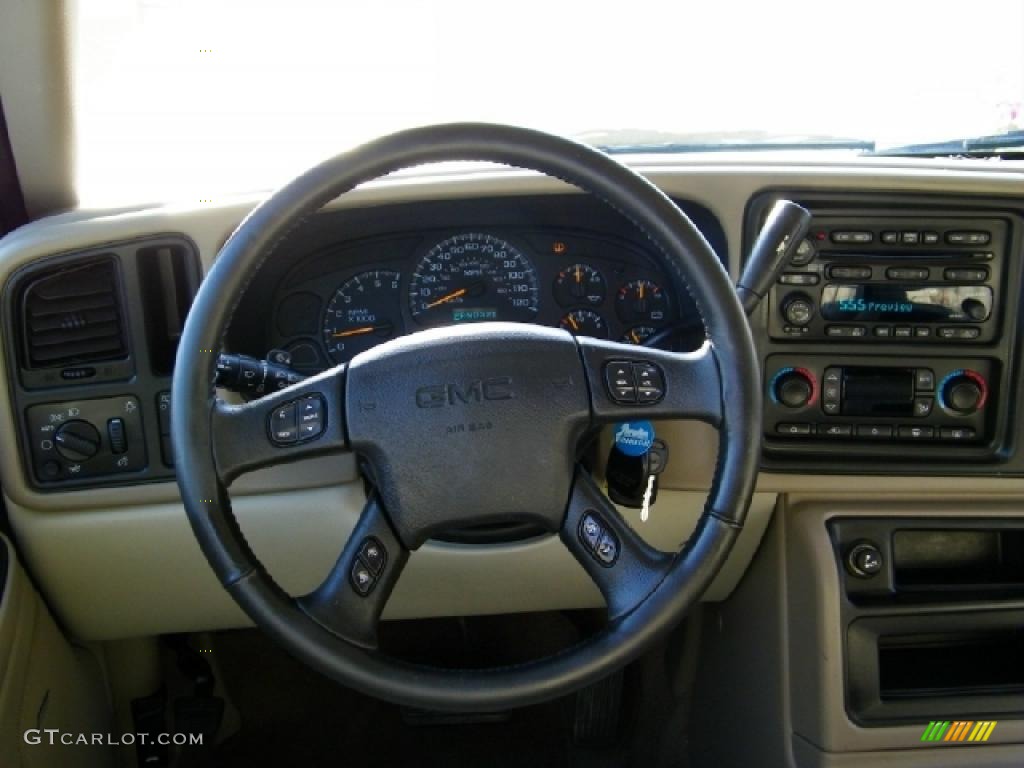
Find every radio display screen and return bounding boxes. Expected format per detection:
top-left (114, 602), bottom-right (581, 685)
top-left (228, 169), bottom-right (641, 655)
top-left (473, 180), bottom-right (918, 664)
top-left (820, 284), bottom-right (992, 323)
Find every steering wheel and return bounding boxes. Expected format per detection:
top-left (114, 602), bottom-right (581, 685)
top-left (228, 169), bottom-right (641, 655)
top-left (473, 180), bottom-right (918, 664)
top-left (172, 123), bottom-right (760, 711)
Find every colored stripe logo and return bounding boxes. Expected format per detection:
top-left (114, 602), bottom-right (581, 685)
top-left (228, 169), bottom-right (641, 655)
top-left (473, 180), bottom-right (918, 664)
top-left (920, 721), bottom-right (997, 743)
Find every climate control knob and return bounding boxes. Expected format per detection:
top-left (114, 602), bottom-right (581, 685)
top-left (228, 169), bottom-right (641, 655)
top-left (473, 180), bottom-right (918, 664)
top-left (781, 293), bottom-right (815, 327)
top-left (54, 420), bottom-right (102, 462)
top-left (939, 370), bottom-right (988, 416)
top-left (771, 367), bottom-right (817, 409)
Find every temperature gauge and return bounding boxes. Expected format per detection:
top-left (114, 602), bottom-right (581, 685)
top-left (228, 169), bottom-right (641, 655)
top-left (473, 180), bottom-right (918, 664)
top-left (559, 309), bottom-right (608, 338)
top-left (554, 264), bottom-right (606, 307)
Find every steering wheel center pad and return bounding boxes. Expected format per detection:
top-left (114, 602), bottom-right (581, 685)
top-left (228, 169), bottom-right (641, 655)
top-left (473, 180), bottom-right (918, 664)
top-left (347, 323), bottom-right (589, 549)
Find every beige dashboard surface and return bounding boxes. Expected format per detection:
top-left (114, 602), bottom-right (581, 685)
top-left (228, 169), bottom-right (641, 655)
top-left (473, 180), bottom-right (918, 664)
top-left (2, 158), bottom-right (1024, 640)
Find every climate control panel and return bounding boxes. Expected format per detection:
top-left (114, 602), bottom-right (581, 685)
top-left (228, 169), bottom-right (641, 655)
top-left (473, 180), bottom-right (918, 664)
top-left (764, 355), bottom-right (996, 453)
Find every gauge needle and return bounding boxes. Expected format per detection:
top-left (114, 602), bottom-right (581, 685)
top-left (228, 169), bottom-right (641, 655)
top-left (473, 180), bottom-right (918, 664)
top-left (425, 287), bottom-right (467, 309)
top-left (575, 266), bottom-right (582, 284)
top-left (566, 314), bottom-right (580, 331)
top-left (333, 324), bottom-right (390, 338)
top-left (630, 329), bottom-right (641, 344)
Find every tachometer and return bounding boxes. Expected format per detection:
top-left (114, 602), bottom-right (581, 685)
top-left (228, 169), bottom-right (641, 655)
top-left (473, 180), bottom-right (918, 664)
top-left (409, 233), bottom-right (539, 326)
top-left (323, 270), bottom-right (402, 363)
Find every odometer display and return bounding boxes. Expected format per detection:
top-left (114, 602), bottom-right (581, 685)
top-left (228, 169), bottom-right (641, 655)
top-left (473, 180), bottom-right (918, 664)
top-left (409, 233), bottom-right (539, 326)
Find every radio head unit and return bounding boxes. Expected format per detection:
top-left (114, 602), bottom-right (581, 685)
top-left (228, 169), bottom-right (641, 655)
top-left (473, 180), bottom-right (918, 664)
top-left (768, 217), bottom-right (1007, 343)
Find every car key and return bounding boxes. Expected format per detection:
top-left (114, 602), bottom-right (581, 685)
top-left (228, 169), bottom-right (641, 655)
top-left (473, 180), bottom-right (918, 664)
top-left (640, 439), bottom-right (669, 522)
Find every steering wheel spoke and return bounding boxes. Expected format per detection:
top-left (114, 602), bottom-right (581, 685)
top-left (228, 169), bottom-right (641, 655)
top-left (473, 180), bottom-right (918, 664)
top-left (561, 469), bottom-right (673, 621)
top-left (578, 337), bottom-right (723, 428)
top-left (297, 494), bottom-right (409, 649)
top-left (211, 366), bottom-right (349, 484)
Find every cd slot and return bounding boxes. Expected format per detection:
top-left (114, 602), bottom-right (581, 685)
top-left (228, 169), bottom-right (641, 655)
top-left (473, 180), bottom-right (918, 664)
top-left (822, 251), bottom-right (993, 261)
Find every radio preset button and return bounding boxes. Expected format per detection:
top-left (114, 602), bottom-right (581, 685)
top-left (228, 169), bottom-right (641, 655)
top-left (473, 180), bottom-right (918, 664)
top-left (881, 231), bottom-right (899, 244)
top-left (938, 326), bottom-right (981, 340)
top-left (872, 326), bottom-right (892, 338)
top-left (829, 265), bottom-right (872, 280)
top-left (914, 327), bottom-right (932, 338)
top-left (898, 425), bottom-right (935, 440)
top-left (826, 325), bottom-right (867, 338)
top-left (944, 267), bottom-right (989, 281)
top-left (893, 326), bottom-right (912, 338)
top-left (857, 425), bottom-right (893, 439)
top-left (778, 272), bottom-right (820, 285)
top-left (923, 232), bottom-right (940, 244)
top-left (831, 231), bottom-right (873, 244)
top-left (886, 267), bottom-right (930, 280)
top-left (947, 231), bottom-right (991, 245)
top-left (901, 231), bottom-right (920, 244)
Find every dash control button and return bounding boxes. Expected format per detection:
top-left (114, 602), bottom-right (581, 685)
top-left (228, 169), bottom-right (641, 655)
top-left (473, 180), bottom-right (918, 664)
top-left (297, 396), bottom-right (325, 440)
top-left (107, 418), bottom-right (127, 454)
top-left (605, 362), bottom-right (637, 403)
top-left (350, 561), bottom-right (376, 596)
top-left (595, 531), bottom-right (619, 565)
top-left (269, 402), bottom-right (299, 445)
top-left (580, 513), bottom-right (603, 551)
top-left (633, 362), bottom-right (665, 404)
top-left (358, 537), bottom-right (387, 575)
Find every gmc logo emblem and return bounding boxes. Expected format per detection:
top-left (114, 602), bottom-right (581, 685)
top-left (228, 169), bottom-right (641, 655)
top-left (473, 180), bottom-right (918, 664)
top-left (415, 377), bottom-right (514, 408)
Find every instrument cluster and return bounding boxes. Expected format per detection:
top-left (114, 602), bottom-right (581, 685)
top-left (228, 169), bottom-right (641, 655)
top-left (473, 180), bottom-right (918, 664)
top-left (269, 228), bottom-right (685, 372)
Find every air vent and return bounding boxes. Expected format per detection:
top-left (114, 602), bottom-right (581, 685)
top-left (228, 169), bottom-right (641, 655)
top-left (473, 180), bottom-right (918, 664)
top-left (136, 243), bottom-right (200, 376)
top-left (20, 257), bottom-right (127, 370)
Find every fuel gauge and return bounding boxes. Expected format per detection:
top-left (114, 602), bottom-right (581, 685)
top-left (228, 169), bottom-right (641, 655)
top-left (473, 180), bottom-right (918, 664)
top-left (559, 309), bottom-right (608, 338)
top-left (621, 326), bottom-right (658, 345)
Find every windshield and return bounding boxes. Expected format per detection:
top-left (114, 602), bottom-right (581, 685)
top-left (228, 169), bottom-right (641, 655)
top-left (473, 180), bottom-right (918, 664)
top-left (73, 0), bottom-right (1024, 206)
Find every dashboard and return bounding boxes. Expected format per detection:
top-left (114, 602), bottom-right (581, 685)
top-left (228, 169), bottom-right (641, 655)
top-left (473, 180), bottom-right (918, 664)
top-left (5, 159), bottom-right (1024, 764)
top-left (5, 158), bottom-right (1024, 649)
top-left (230, 196), bottom-right (728, 372)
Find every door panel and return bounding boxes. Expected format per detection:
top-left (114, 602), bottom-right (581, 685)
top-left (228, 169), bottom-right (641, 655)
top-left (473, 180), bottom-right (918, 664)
top-left (0, 534), bottom-right (113, 768)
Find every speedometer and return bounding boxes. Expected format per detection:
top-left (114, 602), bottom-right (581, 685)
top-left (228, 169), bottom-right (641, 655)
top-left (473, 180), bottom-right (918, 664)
top-left (409, 233), bottom-right (539, 326)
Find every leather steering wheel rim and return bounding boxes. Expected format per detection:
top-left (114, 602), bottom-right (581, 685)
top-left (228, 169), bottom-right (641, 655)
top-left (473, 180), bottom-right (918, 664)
top-left (171, 123), bottom-right (761, 711)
